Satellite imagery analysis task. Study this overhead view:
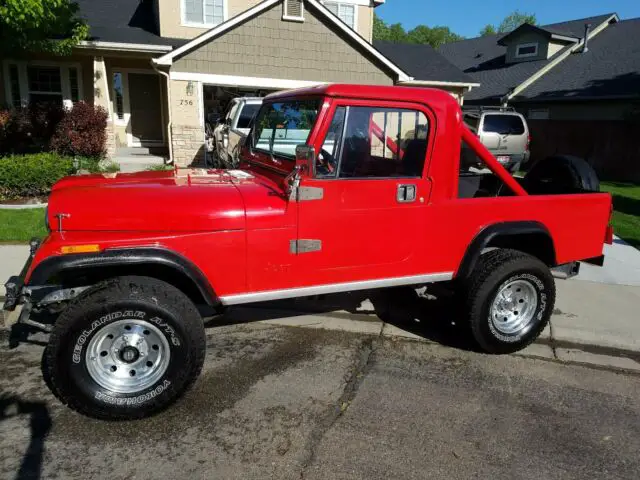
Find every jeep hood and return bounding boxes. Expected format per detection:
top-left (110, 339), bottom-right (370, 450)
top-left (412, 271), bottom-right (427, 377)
top-left (47, 169), bottom-right (254, 232)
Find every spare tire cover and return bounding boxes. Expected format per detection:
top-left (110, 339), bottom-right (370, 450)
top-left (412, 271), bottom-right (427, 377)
top-left (524, 155), bottom-right (599, 194)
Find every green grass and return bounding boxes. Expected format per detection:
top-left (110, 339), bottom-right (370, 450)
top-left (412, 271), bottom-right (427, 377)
top-left (601, 181), bottom-right (640, 249)
top-left (0, 208), bottom-right (47, 243)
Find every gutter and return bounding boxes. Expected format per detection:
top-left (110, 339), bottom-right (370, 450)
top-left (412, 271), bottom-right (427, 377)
top-left (77, 41), bottom-right (173, 53)
top-left (152, 63), bottom-right (174, 164)
top-left (501, 13), bottom-right (619, 105)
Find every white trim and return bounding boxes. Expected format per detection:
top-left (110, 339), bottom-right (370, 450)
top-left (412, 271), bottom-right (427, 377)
top-left (77, 41), bottom-right (172, 53)
top-left (549, 33), bottom-right (579, 44)
top-left (399, 80), bottom-right (481, 88)
top-left (219, 272), bottom-right (454, 305)
top-left (283, 0), bottom-right (305, 21)
top-left (181, 0), bottom-right (228, 29)
top-left (153, 0), bottom-right (411, 82)
top-left (171, 71), bottom-right (324, 90)
top-left (515, 42), bottom-right (539, 59)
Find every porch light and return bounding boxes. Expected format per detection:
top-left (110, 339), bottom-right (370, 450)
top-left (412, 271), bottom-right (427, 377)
top-left (186, 81), bottom-right (194, 96)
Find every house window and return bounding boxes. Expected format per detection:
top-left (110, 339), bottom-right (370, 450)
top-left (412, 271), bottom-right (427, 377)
top-left (515, 43), bottom-right (538, 58)
top-left (8, 64), bottom-right (21, 108)
top-left (69, 67), bottom-right (80, 103)
top-left (113, 72), bottom-right (124, 121)
top-left (27, 66), bottom-right (63, 106)
top-left (183, 0), bottom-right (224, 26)
top-left (324, 2), bottom-right (355, 29)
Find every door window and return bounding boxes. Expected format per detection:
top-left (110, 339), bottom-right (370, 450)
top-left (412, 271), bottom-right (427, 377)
top-left (316, 106), bottom-right (428, 179)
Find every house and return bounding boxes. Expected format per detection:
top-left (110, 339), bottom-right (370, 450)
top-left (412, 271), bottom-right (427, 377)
top-left (0, 0), bottom-right (477, 166)
top-left (439, 13), bottom-right (640, 180)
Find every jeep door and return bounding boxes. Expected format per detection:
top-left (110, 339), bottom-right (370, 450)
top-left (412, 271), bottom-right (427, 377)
top-left (295, 99), bottom-right (434, 286)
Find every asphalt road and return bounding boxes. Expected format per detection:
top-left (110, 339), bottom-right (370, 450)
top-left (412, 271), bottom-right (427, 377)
top-left (1, 323), bottom-right (639, 480)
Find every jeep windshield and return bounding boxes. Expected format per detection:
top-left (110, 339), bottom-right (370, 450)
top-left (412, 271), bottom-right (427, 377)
top-left (251, 99), bottom-right (320, 160)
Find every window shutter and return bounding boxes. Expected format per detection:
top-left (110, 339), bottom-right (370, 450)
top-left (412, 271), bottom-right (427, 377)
top-left (284, 0), bottom-right (304, 20)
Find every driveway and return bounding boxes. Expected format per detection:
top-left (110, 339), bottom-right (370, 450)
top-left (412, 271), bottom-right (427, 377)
top-left (1, 324), bottom-right (639, 479)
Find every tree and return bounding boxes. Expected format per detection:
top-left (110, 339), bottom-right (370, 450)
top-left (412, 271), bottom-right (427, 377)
top-left (0, 0), bottom-right (89, 56)
top-left (497, 10), bottom-right (537, 33)
top-left (479, 24), bottom-right (497, 36)
top-left (373, 14), bottom-right (463, 48)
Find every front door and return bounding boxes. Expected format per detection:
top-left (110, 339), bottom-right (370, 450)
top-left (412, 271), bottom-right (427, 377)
top-left (128, 73), bottom-right (163, 146)
top-left (296, 100), bottom-right (433, 287)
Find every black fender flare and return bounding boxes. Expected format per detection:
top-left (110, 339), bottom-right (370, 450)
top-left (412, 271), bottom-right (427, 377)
top-left (456, 221), bottom-right (556, 280)
top-left (28, 248), bottom-right (218, 306)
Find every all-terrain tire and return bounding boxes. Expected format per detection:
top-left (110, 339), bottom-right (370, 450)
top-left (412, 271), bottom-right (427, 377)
top-left (464, 249), bottom-right (555, 354)
top-left (43, 276), bottom-right (206, 420)
top-left (524, 155), bottom-right (599, 194)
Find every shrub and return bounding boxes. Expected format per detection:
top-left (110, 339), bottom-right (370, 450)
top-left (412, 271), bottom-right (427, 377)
top-left (50, 102), bottom-right (108, 158)
top-left (0, 153), bottom-right (75, 200)
top-left (0, 103), bottom-right (66, 155)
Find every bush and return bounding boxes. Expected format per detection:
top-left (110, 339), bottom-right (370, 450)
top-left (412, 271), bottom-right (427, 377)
top-left (0, 153), bottom-right (75, 200)
top-left (0, 104), bottom-right (65, 156)
top-left (50, 102), bottom-right (108, 158)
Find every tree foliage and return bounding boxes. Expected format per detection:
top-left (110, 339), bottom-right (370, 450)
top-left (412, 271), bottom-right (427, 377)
top-left (0, 0), bottom-right (89, 56)
top-left (373, 14), bottom-right (463, 48)
top-left (480, 10), bottom-right (538, 36)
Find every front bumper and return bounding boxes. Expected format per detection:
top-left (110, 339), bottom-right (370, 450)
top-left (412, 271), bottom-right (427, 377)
top-left (3, 238), bottom-right (40, 311)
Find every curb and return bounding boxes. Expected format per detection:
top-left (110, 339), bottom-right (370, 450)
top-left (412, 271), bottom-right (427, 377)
top-left (0, 202), bottom-right (47, 210)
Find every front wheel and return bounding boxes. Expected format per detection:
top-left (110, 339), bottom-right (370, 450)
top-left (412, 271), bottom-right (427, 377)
top-left (463, 249), bottom-right (555, 354)
top-left (43, 276), bottom-right (206, 420)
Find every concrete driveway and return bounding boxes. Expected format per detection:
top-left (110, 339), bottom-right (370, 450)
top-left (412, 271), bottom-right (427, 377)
top-left (1, 324), bottom-right (639, 479)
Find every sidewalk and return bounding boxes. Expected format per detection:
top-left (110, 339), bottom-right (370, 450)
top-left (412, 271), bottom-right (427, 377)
top-left (2, 242), bottom-right (639, 371)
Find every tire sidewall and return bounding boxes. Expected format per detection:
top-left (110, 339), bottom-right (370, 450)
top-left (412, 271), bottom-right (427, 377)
top-left (476, 264), bottom-right (554, 352)
top-left (56, 300), bottom-right (193, 415)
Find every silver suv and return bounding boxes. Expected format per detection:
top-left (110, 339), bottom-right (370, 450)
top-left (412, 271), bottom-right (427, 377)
top-left (462, 107), bottom-right (530, 173)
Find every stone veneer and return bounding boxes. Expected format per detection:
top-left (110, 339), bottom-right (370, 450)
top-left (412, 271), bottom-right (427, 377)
top-left (105, 122), bottom-right (117, 159)
top-left (171, 125), bottom-right (205, 167)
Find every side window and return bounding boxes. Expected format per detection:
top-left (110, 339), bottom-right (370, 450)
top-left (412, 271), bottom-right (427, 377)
top-left (316, 106), bottom-right (428, 179)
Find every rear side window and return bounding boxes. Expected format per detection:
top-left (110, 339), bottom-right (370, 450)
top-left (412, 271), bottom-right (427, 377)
top-left (464, 114), bottom-right (479, 130)
top-left (236, 103), bottom-right (260, 129)
top-left (482, 115), bottom-right (525, 135)
top-left (316, 106), bottom-right (428, 179)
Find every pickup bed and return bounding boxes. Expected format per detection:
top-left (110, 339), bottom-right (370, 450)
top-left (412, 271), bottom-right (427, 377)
top-left (4, 84), bottom-right (612, 420)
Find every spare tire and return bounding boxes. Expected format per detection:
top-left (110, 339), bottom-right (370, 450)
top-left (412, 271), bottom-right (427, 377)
top-left (523, 155), bottom-right (599, 195)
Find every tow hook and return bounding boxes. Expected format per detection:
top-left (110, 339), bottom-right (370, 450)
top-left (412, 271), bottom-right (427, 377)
top-left (15, 293), bottom-right (53, 333)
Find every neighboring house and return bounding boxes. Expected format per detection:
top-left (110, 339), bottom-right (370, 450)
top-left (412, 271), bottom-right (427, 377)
top-left (439, 13), bottom-right (640, 180)
top-left (0, 0), bottom-right (476, 167)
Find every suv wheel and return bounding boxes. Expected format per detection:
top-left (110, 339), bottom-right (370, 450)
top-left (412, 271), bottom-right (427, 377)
top-left (44, 276), bottom-right (206, 420)
top-left (463, 249), bottom-right (555, 354)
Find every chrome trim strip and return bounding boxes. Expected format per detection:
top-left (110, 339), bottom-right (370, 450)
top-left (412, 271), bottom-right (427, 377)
top-left (219, 272), bottom-right (454, 305)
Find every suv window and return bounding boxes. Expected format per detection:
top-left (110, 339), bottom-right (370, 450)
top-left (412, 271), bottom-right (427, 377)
top-left (316, 106), bottom-right (428, 179)
top-left (252, 100), bottom-right (320, 159)
top-left (236, 103), bottom-right (260, 129)
top-left (463, 113), bottom-right (480, 130)
top-left (482, 114), bottom-right (525, 135)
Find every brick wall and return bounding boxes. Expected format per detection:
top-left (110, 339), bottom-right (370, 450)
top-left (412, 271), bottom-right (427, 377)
top-left (172, 125), bottom-right (205, 166)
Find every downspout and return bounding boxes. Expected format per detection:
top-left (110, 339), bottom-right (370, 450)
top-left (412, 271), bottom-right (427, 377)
top-left (152, 63), bottom-right (173, 164)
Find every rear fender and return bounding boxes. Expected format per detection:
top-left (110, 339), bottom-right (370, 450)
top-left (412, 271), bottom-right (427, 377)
top-left (456, 222), bottom-right (556, 280)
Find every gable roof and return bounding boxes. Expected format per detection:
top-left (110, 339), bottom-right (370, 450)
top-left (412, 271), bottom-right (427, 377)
top-left (438, 13), bottom-right (617, 104)
top-left (514, 18), bottom-right (640, 101)
top-left (75, 0), bottom-right (186, 48)
top-left (496, 23), bottom-right (579, 46)
top-left (373, 41), bottom-right (478, 86)
top-left (153, 0), bottom-right (410, 82)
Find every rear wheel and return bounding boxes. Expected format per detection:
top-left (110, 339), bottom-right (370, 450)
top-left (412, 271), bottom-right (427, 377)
top-left (44, 276), bottom-right (206, 420)
top-left (463, 249), bottom-right (555, 354)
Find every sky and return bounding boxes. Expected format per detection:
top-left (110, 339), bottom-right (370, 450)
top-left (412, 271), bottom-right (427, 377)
top-left (376, 0), bottom-right (640, 38)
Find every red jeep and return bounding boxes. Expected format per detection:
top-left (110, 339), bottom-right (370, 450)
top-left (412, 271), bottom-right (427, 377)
top-left (4, 85), bottom-right (612, 420)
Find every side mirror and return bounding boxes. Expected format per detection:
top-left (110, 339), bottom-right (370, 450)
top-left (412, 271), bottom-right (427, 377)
top-left (295, 144), bottom-right (316, 171)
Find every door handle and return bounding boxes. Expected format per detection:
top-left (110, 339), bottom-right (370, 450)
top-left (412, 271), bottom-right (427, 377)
top-left (397, 184), bottom-right (416, 203)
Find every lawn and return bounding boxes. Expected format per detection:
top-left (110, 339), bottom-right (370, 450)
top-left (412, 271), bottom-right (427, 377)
top-left (601, 181), bottom-right (640, 249)
top-left (0, 208), bottom-right (47, 243)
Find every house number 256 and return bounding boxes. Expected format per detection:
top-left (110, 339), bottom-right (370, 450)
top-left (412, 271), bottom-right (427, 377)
top-left (180, 99), bottom-right (194, 106)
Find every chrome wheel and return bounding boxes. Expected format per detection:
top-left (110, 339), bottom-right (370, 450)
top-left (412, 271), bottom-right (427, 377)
top-left (490, 279), bottom-right (538, 335)
top-left (85, 319), bottom-right (171, 394)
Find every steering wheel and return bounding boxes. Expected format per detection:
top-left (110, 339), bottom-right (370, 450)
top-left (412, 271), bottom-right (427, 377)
top-left (317, 148), bottom-right (337, 175)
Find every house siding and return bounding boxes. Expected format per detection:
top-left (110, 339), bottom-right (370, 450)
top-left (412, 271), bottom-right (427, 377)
top-left (172, 3), bottom-right (395, 85)
top-left (357, 5), bottom-right (373, 42)
top-left (505, 31), bottom-right (550, 63)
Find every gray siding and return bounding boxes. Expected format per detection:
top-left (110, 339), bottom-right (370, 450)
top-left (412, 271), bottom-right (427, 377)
top-left (505, 31), bottom-right (549, 63)
top-left (172, 4), bottom-right (395, 85)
